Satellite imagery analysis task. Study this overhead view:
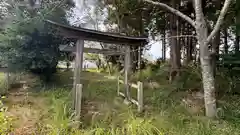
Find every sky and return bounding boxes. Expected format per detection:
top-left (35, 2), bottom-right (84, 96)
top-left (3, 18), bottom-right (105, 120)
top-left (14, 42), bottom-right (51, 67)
top-left (71, 0), bottom-right (168, 61)
top-left (148, 41), bottom-right (163, 60)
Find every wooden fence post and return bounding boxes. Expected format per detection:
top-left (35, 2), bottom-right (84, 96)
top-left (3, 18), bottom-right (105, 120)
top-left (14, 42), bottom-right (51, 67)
top-left (137, 81), bottom-right (143, 112)
top-left (75, 84), bottom-right (83, 119)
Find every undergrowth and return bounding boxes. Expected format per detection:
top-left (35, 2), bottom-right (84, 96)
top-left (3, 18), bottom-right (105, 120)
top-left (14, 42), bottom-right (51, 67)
top-left (35, 87), bottom-right (240, 135)
top-left (35, 88), bottom-right (163, 135)
top-left (0, 72), bottom-right (8, 95)
top-left (2, 65), bottom-right (240, 134)
top-left (0, 72), bottom-right (23, 95)
top-left (0, 96), bottom-right (13, 134)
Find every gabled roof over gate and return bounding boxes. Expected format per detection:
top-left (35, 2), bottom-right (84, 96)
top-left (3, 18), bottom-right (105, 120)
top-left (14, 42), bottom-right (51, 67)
top-left (46, 20), bottom-right (148, 46)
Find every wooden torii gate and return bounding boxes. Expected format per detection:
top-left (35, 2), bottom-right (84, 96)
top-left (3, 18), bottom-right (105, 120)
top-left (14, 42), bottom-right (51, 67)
top-left (46, 20), bottom-right (148, 117)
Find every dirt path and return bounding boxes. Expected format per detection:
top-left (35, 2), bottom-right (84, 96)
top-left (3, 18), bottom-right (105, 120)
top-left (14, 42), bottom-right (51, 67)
top-left (4, 87), bottom-right (48, 135)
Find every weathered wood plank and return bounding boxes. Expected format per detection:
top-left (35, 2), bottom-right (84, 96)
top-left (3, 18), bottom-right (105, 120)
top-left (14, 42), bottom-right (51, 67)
top-left (59, 45), bottom-right (123, 55)
top-left (75, 84), bottom-right (83, 119)
top-left (118, 92), bottom-right (139, 106)
top-left (119, 79), bottom-right (138, 89)
top-left (119, 92), bottom-right (125, 97)
top-left (130, 98), bottom-right (139, 106)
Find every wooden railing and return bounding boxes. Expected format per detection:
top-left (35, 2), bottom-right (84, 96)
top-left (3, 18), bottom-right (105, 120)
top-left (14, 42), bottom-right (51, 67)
top-left (73, 76), bottom-right (144, 120)
top-left (117, 76), bottom-right (143, 112)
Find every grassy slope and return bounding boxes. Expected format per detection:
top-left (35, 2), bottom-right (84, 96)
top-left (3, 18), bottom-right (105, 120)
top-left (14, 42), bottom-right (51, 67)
top-left (1, 69), bottom-right (240, 134)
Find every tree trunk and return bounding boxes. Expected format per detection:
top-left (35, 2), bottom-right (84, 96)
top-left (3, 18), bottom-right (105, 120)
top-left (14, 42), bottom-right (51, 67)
top-left (66, 61), bottom-right (70, 70)
top-left (236, 35), bottom-right (240, 53)
top-left (236, 1), bottom-right (240, 53)
top-left (224, 28), bottom-right (228, 54)
top-left (131, 46), bottom-right (138, 72)
top-left (212, 31), bottom-right (220, 77)
top-left (195, 0), bottom-right (216, 118)
top-left (169, 0), bottom-right (181, 82)
top-left (179, 20), bottom-right (184, 62)
top-left (186, 24), bottom-right (193, 64)
top-left (162, 26), bottom-right (166, 61)
top-left (212, 0), bottom-right (221, 77)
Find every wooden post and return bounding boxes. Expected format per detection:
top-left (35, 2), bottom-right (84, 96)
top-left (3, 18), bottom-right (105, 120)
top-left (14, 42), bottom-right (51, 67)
top-left (75, 84), bottom-right (83, 118)
top-left (72, 39), bottom-right (84, 109)
top-left (137, 81), bottom-right (143, 112)
top-left (124, 46), bottom-right (131, 102)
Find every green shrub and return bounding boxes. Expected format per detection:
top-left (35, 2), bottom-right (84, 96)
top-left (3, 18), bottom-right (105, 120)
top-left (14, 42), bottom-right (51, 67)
top-left (131, 66), bottom-right (153, 82)
top-left (218, 52), bottom-right (240, 94)
top-left (172, 63), bottom-right (202, 90)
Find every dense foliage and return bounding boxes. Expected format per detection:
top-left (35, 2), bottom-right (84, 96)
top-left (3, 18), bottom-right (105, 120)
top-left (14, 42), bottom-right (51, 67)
top-left (0, 1), bottom-right (71, 81)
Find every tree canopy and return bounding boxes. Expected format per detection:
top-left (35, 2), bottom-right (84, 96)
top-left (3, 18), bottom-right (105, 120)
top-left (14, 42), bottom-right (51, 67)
top-left (0, 0), bottom-right (73, 81)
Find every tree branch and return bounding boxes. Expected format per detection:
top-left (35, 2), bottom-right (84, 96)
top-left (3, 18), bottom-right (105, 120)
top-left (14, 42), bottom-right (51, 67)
top-left (143, 0), bottom-right (196, 28)
top-left (206, 0), bottom-right (233, 44)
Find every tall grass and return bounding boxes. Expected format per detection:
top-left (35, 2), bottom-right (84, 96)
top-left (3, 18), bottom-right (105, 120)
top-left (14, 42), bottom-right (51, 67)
top-left (86, 116), bottom-right (163, 135)
top-left (36, 88), bottom-right (79, 134)
top-left (39, 89), bottom-right (240, 135)
top-left (8, 67), bottom-right (240, 135)
top-left (36, 88), bottom-right (164, 135)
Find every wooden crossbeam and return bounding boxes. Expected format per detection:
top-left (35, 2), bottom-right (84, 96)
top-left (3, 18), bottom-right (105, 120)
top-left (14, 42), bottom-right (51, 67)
top-left (119, 79), bottom-right (138, 89)
top-left (59, 45), bottom-right (123, 55)
top-left (118, 92), bottom-right (139, 106)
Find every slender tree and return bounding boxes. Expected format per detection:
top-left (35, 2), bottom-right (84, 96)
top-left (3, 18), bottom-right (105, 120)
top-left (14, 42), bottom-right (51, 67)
top-left (211, 0), bottom-right (221, 77)
top-left (143, 0), bottom-right (233, 117)
top-left (169, 0), bottom-right (181, 82)
top-left (235, 0), bottom-right (240, 53)
top-left (223, 27), bottom-right (228, 54)
top-left (235, 32), bottom-right (240, 53)
top-left (162, 22), bottom-right (166, 61)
